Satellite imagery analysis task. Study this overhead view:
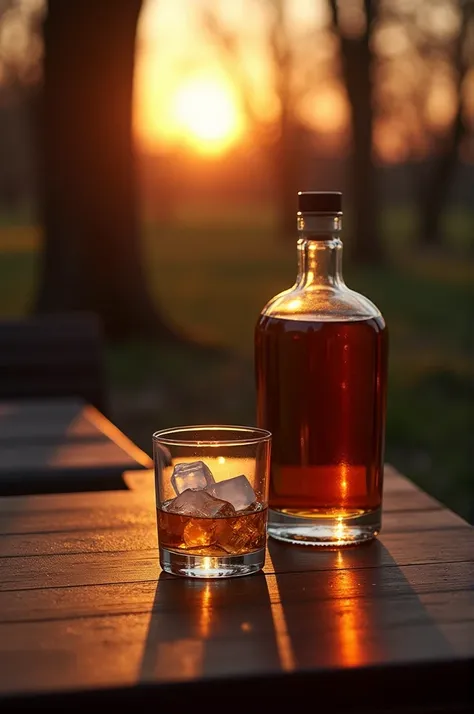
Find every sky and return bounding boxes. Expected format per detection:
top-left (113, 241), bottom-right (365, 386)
top-left (134, 0), bottom-right (347, 155)
top-left (132, 0), bottom-right (471, 163)
top-left (0, 0), bottom-right (471, 163)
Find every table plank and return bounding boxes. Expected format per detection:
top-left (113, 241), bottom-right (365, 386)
top-left (0, 465), bottom-right (472, 711)
top-left (0, 508), bottom-right (468, 558)
top-left (0, 400), bottom-right (99, 440)
top-left (0, 468), bottom-right (457, 539)
top-left (0, 608), bottom-right (471, 697)
top-left (0, 489), bottom-right (440, 535)
top-left (0, 561), bottom-right (472, 623)
top-left (0, 526), bottom-right (472, 592)
top-left (0, 400), bottom-right (152, 495)
top-left (0, 442), bottom-right (148, 474)
top-left (0, 465), bottom-right (421, 510)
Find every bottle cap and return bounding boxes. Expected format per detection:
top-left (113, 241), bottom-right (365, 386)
top-left (297, 191), bottom-right (342, 214)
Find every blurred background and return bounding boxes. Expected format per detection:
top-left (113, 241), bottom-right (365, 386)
top-left (0, 0), bottom-right (472, 518)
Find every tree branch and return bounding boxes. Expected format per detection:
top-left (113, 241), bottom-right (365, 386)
top-left (328, 0), bottom-right (338, 28)
top-left (201, 9), bottom-right (263, 131)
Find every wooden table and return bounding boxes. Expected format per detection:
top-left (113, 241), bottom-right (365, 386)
top-left (0, 399), bottom-right (152, 495)
top-left (0, 466), bottom-right (472, 711)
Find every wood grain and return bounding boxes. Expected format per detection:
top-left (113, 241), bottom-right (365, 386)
top-left (0, 527), bottom-right (472, 592)
top-left (0, 608), bottom-right (471, 696)
top-left (0, 473), bottom-right (454, 540)
top-left (0, 465), bottom-right (416, 511)
top-left (0, 400), bottom-right (97, 441)
top-left (0, 441), bottom-right (147, 474)
top-left (0, 561), bottom-right (472, 623)
top-left (0, 400), bottom-right (152, 496)
top-left (0, 464), bottom-right (472, 709)
top-left (0, 509), bottom-right (467, 558)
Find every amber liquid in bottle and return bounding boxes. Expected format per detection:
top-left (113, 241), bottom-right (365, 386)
top-left (255, 316), bottom-right (387, 515)
top-left (255, 192), bottom-right (388, 545)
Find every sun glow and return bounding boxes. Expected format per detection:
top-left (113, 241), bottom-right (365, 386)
top-left (170, 76), bottom-right (242, 154)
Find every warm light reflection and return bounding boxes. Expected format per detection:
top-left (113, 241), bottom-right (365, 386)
top-left (198, 582), bottom-right (212, 638)
top-left (340, 462), bottom-right (349, 502)
top-left (285, 298), bottom-right (302, 311)
top-left (334, 517), bottom-right (348, 544)
top-left (266, 557), bottom-right (296, 671)
top-left (153, 640), bottom-right (204, 680)
top-left (201, 556), bottom-right (213, 573)
top-left (85, 405), bottom-right (153, 467)
top-left (335, 551), bottom-right (365, 667)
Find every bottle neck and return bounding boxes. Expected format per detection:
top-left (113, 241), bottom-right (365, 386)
top-left (296, 214), bottom-right (344, 288)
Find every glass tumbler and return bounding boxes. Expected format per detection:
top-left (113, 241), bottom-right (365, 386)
top-left (153, 425), bottom-right (271, 578)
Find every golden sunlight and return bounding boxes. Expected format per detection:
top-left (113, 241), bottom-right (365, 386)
top-left (335, 552), bottom-right (367, 667)
top-left (170, 76), bottom-right (242, 154)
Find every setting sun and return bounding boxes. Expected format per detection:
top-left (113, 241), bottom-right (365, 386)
top-left (171, 77), bottom-right (242, 154)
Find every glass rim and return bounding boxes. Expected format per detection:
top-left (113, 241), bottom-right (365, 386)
top-left (152, 424), bottom-right (272, 447)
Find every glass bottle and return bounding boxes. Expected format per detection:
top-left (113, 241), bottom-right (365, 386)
top-left (255, 191), bottom-right (388, 545)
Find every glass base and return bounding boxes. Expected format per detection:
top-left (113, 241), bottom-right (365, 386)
top-left (159, 546), bottom-right (265, 578)
top-left (267, 507), bottom-right (381, 546)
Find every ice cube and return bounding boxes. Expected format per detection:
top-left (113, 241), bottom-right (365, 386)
top-left (163, 488), bottom-right (236, 518)
top-left (171, 460), bottom-right (215, 495)
top-left (215, 517), bottom-right (264, 555)
top-left (183, 519), bottom-right (214, 547)
top-left (207, 475), bottom-right (256, 511)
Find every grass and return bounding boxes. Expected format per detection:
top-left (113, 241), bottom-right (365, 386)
top-left (0, 205), bottom-right (473, 521)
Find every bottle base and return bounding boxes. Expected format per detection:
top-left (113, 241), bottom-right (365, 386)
top-left (159, 546), bottom-right (265, 578)
top-left (267, 507), bottom-right (381, 546)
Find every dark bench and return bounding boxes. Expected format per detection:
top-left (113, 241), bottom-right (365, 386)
top-left (0, 313), bottom-right (107, 413)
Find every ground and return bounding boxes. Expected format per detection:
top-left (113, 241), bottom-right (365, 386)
top-left (0, 204), bottom-right (473, 521)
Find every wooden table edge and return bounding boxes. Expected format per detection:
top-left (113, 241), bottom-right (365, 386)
top-left (0, 657), bottom-right (472, 711)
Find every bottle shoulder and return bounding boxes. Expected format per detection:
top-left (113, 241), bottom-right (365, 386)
top-left (259, 283), bottom-right (382, 323)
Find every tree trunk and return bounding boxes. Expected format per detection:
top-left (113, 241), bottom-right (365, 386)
top-left (34, 0), bottom-right (178, 341)
top-left (419, 109), bottom-right (465, 249)
top-left (343, 40), bottom-right (384, 264)
top-left (272, 111), bottom-right (299, 242)
top-left (330, 0), bottom-right (385, 265)
top-left (418, 1), bottom-right (471, 249)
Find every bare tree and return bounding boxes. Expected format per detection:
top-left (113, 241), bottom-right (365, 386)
top-left (0, 0), bottom-right (43, 211)
top-left (33, 0), bottom-right (181, 341)
top-left (203, 0), bottom-right (311, 242)
top-left (329, 0), bottom-right (385, 265)
top-left (418, 0), bottom-right (474, 249)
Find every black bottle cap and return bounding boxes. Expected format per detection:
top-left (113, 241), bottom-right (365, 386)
top-left (297, 191), bottom-right (342, 213)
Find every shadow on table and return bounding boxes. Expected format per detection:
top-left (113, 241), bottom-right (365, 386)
top-left (266, 537), bottom-right (467, 711)
top-left (140, 569), bottom-right (281, 684)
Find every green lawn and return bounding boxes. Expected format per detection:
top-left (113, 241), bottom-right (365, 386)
top-left (0, 206), bottom-right (473, 521)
